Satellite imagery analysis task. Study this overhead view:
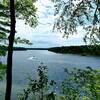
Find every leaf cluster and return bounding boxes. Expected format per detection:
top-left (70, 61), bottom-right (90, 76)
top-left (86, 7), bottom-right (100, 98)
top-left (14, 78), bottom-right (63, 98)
top-left (0, 62), bottom-right (6, 81)
top-left (61, 67), bottom-right (100, 100)
top-left (15, 0), bottom-right (38, 27)
top-left (0, 0), bottom-right (38, 45)
top-left (0, 45), bottom-right (6, 56)
top-left (18, 63), bottom-right (56, 100)
top-left (53, 0), bottom-right (100, 44)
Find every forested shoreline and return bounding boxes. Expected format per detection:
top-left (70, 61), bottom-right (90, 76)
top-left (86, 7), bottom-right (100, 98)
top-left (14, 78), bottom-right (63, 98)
top-left (1, 45), bottom-right (100, 56)
top-left (48, 45), bottom-right (100, 56)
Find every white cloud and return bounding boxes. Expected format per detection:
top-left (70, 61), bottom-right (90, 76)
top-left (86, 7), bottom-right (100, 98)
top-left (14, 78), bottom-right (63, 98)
top-left (16, 0), bottom-right (85, 47)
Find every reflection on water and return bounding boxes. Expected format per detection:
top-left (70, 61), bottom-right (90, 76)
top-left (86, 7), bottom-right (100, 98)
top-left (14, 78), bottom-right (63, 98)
top-left (0, 50), bottom-right (100, 100)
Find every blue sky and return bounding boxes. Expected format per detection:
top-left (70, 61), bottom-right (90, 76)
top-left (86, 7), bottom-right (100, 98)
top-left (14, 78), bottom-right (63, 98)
top-left (15, 0), bottom-right (85, 48)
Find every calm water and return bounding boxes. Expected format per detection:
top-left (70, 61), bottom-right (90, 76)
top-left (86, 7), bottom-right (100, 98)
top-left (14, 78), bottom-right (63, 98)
top-left (0, 50), bottom-right (100, 100)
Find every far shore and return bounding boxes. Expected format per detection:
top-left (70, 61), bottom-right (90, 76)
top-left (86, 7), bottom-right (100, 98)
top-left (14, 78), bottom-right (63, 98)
top-left (48, 45), bottom-right (100, 56)
top-left (13, 47), bottom-right (48, 50)
top-left (1, 45), bottom-right (100, 56)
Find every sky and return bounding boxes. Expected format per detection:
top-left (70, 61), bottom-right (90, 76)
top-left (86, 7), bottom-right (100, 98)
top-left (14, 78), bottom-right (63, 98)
top-left (15, 0), bottom-right (85, 48)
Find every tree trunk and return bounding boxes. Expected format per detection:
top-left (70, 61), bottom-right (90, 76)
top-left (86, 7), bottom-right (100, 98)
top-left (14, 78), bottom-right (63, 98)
top-left (5, 0), bottom-right (16, 100)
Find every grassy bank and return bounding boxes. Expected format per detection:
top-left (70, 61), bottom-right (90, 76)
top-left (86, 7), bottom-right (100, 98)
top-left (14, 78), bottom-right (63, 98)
top-left (48, 45), bottom-right (100, 56)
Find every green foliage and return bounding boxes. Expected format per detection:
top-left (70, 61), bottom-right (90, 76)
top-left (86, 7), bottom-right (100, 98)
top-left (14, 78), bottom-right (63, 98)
top-left (0, 0), bottom-right (38, 45)
top-left (0, 62), bottom-right (6, 80)
top-left (18, 63), bottom-right (56, 100)
top-left (18, 64), bottom-right (100, 100)
top-left (0, 45), bottom-right (6, 80)
top-left (0, 45), bottom-right (6, 56)
top-left (0, 0), bottom-right (38, 27)
top-left (48, 45), bottom-right (100, 56)
top-left (14, 37), bottom-right (33, 45)
top-left (0, 2), bottom-right (10, 44)
top-left (61, 67), bottom-right (100, 100)
top-left (52, 0), bottom-right (100, 44)
top-left (15, 0), bottom-right (38, 27)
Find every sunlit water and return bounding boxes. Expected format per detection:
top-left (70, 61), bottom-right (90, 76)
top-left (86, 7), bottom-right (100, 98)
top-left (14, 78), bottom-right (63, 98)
top-left (0, 50), bottom-right (100, 100)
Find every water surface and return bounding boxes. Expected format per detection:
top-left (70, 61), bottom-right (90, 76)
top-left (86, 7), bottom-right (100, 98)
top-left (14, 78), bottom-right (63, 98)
top-left (0, 50), bottom-right (100, 100)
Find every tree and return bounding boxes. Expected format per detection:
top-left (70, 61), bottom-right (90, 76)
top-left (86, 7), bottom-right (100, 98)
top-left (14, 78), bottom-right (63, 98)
top-left (0, 0), bottom-right (38, 100)
top-left (18, 64), bottom-right (100, 100)
top-left (61, 67), bottom-right (100, 100)
top-left (5, 0), bottom-right (15, 100)
top-left (51, 1), bottom-right (100, 99)
top-left (18, 63), bottom-right (56, 100)
top-left (52, 0), bottom-right (100, 44)
top-left (0, 0), bottom-right (38, 45)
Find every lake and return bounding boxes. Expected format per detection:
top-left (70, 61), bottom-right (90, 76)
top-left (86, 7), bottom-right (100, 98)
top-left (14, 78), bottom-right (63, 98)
top-left (0, 50), bottom-right (100, 100)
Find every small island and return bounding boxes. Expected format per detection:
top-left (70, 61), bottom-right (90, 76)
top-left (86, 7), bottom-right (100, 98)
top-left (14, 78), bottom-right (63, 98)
top-left (48, 45), bottom-right (100, 56)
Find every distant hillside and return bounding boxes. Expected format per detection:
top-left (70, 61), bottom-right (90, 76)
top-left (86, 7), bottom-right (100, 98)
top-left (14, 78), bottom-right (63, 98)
top-left (48, 45), bottom-right (100, 56)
